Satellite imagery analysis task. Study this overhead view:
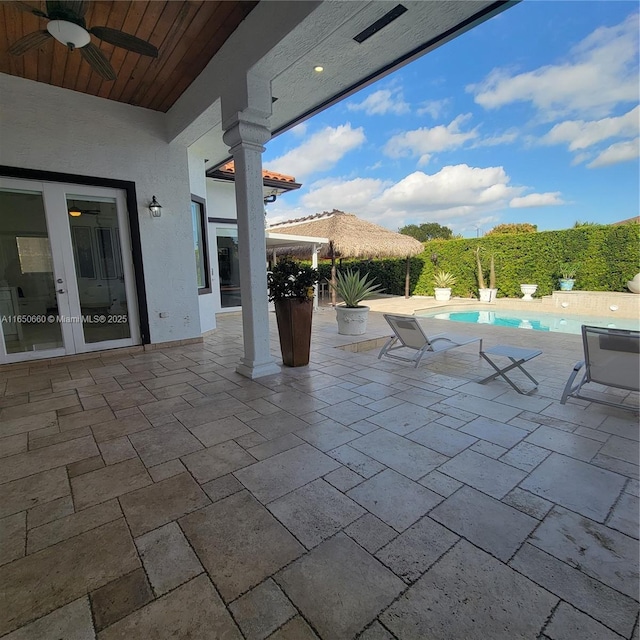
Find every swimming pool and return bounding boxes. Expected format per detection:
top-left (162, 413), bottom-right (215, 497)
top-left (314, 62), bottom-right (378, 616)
top-left (417, 309), bottom-right (640, 335)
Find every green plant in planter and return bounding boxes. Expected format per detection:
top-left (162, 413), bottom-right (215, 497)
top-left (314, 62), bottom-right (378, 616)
top-left (330, 269), bottom-right (383, 307)
top-left (267, 258), bottom-right (319, 368)
top-left (559, 262), bottom-right (579, 280)
top-left (475, 248), bottom-right (496, 289)
top-left (433, 270), bottom-right (456, 288)
top-left (267, 258), bottom-right (319, 302)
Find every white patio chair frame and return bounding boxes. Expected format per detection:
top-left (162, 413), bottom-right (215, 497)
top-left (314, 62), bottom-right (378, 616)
top-left (378, 313), bottom-right (482, 368)
top-left (560, 325), bottom-right (640, 412)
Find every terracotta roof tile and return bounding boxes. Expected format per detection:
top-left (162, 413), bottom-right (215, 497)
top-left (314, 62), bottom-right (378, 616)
top-left (220, 161), bottom-right (296, 183)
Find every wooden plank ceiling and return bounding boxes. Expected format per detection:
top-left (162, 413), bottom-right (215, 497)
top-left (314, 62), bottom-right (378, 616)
top-left (0, 1), bottom-right (257, 112)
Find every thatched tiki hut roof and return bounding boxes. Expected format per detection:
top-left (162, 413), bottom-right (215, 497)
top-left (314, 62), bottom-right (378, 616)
top-left (268, 210), bottom-right (424, 302)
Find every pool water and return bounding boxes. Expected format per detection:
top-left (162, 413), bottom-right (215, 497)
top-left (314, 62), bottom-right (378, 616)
top-left (417, 309), bottom-right (640, 335)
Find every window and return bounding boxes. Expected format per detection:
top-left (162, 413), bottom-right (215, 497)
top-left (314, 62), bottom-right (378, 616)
top-left (191, 195), bottom-right (211, 294)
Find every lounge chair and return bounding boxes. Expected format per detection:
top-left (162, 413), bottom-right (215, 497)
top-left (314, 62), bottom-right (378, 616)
top-left (378, 314), bottom-right (482, 367)
top-left (560, 325), bottom-right (640, 412)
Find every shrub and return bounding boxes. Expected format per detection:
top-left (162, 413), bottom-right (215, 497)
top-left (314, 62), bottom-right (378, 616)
top-left (330, 269), bottom-right (383, 307)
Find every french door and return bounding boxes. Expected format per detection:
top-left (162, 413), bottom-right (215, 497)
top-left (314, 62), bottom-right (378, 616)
top-left (0, 178), bottom-right (140, 363)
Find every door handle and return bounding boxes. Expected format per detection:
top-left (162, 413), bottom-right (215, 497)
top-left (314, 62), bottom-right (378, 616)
top-left (57, 289), bottom-right (66, 294)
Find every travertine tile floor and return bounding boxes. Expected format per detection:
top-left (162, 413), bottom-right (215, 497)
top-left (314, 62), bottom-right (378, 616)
top-left (0, 309), bottom-right (638, 639)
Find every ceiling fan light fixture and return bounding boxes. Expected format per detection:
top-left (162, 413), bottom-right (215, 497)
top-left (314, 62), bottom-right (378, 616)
top-left (47, 20), bottom-right (90, 50)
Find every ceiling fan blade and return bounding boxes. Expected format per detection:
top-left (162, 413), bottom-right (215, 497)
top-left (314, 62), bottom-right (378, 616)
top-left (80, 42), bottom-right (116, 81)
top-left (89, 26), bottom-right (158, 58)
top-left (8, 30), bottom-right (52, 55)
top-left (12, 1), bottom-right (48, 18)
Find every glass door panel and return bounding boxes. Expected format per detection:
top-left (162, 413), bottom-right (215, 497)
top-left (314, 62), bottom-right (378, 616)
top-left (216, 227), bottom-right (241, 308)
top-left (0, 188), bottom-right (65, 356)
top-left (66, 195), bottom-right (131, 344)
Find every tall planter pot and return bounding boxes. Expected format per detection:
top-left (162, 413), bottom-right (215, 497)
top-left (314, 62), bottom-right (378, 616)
top-left (336, 305), bottom-right (369, 336)
top-left (479, 288), bottom-right (497, 303)
top-left (434, 287), bottom-right (452, 302)
top-left (274, 298), bottom-right (313, 367)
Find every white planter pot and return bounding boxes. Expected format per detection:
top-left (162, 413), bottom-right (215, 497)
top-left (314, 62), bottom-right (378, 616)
top-left (520, 284), bottom-right (538, 301)
top-left (336, 305), bottom-right (369, 335)
top-left (434, 287), bottom-right (452, 302)
top-left (479, 288), bottom-right (497, 303)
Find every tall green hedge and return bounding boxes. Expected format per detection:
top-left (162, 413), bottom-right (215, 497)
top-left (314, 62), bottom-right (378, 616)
top-left (316, 258), bottom-right (424, 296)
top-left (312, 224), bottom-right (639, 298)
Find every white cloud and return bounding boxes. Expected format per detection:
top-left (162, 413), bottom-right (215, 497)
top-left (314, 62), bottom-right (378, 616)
top-left (587, 138), bottom-right (640, 168)
top-left (384, 114), bottom-right (478, 162)
top-left (267, 123), bottom-right (365, 179)
top-left (509, 192), bottom-right (565, 208)
top-left (268, 164), bottom-right (562, 233)
top-left (289, 122), bottom-right (308, 137)
top-left (544, 106), bottom-right (639, 151)
top-left (469, 13), bottom-right (639, 119)
top-left (571, 152), bottom-right (591, 166)
top-left (377, 165), bottom-right (518, 213)
top-left (300, 177), bottom-right (386, 212)
top-left (472, 130), bottom-right (519, 148)
top-left (416, 98), bottom-right (450, 119)
top-left (366, 164), bottom-right (526, 228)
top-left (347, 88), bottom-right (410, 116)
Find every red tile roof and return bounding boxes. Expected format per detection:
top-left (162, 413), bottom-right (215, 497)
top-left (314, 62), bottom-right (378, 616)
top-left (220, 161), bottom-right (296, 183)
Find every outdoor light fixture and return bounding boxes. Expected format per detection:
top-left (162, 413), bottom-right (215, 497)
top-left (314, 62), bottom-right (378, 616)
top-left (610, 305), bottom-right (619, 311)
top-left (68, 205), bottom-right (82, 217)
top-left (561, 302), bottom-right (569, 308)
top-left (149, 196), bottom-right (162, 218)
top-left (314, 66), bottom-right (324, 73)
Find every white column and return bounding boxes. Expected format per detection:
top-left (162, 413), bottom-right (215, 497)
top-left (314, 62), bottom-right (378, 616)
top-left (222, 110), bottom-right (280, 379)
top-left (312, 243), bottom-right (319, 311)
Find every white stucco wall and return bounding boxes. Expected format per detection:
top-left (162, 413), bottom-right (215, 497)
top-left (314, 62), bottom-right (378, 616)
top-left (188, 148), bottom-right (216, 333)
top-left (0, 74), bottom-right (202, 345)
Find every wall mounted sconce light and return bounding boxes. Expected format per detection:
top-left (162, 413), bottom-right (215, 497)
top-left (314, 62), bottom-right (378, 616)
top-left (149, 196), bottom-right (162, 218)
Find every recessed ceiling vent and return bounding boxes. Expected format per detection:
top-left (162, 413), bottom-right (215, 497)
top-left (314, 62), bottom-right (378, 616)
top-left (353, 4), bottom-right (408, 44)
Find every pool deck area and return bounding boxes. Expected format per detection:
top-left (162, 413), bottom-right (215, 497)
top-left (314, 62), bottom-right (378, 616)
top-left (0, 295), bottom-right (638, 639)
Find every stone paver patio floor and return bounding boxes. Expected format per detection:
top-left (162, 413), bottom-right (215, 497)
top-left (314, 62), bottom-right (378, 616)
top-left (0, 308), bottom-right (638, 639)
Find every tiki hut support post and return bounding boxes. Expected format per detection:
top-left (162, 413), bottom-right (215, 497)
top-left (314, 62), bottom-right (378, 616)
top-left (312, 243), bottom-right (320, 311)
top-left (405, 256), bottom-right (411, 299)
top-left (330, 241), bottom-right (337, 307)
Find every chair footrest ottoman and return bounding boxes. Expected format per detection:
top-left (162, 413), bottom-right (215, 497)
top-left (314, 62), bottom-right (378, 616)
top-left (479, 345), bottom-right (542, 395)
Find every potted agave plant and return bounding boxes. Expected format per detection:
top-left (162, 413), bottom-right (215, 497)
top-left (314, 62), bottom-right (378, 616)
top-left (475, 247), bottom-right (497, 303)
top-left (433, 270), bottom-right (456, 301)
top-left (558, 262), bottom-right (578, 291)
top-left (330, 268), bottom-right (383, 335)
top-left (267, 258), bottom-right (319, 367)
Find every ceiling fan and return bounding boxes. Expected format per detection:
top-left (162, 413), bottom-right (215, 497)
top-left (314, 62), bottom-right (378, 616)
top-left (9, 1), bottom-right (158, 81)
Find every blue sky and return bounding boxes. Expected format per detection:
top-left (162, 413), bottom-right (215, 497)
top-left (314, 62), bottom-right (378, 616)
top-left (263, 1), bottom-right (639, 237)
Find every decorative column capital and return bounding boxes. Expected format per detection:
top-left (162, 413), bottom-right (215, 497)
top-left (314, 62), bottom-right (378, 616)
top-left (222, 111), bottom-right (271, 153)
